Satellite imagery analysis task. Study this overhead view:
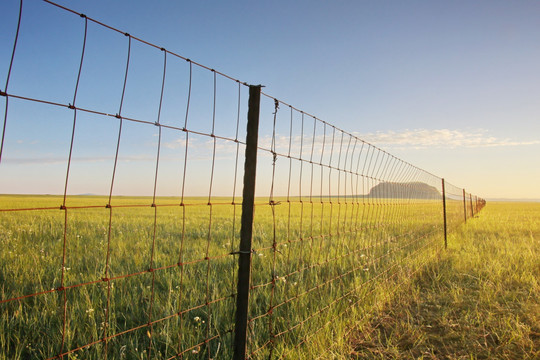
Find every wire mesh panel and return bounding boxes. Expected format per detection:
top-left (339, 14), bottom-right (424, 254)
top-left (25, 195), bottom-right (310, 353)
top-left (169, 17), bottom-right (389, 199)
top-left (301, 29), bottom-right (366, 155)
top-left (445, 182), bottom-right (468, 231)
top-left (244, 93), bottom-right (451, 358)
top-left (1, 1), bottom-right (249, 358)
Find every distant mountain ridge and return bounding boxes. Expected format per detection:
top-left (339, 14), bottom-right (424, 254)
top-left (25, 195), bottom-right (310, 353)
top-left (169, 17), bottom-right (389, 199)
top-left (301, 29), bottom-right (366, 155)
top-left (367, 182), bottom-right (441, 199)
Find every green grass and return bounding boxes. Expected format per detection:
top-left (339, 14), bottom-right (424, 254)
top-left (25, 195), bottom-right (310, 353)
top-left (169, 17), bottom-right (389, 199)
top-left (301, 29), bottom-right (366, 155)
top-left (348, 202), bottom-right (540, 359)
top-left (1, 195), bottom-right (241, 359)
top-left (1, 194), bottom-right (475, 359)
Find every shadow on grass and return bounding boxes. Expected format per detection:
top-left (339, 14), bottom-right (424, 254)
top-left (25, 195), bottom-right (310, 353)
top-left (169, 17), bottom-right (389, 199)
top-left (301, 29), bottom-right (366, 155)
top-left (349, 254), bottom-right (540, 359)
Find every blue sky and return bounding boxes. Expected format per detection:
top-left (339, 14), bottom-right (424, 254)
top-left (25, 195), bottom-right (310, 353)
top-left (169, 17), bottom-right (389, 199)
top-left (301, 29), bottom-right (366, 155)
top-left (1, 0), bottom-right (539, 199)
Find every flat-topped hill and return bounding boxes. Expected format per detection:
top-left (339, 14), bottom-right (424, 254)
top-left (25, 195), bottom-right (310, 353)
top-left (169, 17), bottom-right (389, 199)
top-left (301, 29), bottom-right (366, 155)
top-left (367, 182), bottom-right (441, 199)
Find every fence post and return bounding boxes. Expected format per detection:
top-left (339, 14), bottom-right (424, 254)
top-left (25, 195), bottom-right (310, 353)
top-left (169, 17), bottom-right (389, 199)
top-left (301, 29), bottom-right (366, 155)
top-left (442, 179), bottom-right (447, 249)
top-left (463, 189), bottom-right (467, 223)
top-left (469, 193), bottom-right (474, 218)
top-left (233, 85), bottom-right (261, 360)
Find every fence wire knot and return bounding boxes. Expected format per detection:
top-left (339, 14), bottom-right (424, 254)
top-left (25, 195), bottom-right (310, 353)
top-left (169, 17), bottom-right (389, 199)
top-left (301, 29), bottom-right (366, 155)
top-left (230, 249), bottom-right (256, 255)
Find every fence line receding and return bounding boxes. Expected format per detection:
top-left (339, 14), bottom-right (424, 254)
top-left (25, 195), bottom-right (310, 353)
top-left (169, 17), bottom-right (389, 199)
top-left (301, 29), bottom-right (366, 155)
top-left (0, 1), bottom-right (485, 359)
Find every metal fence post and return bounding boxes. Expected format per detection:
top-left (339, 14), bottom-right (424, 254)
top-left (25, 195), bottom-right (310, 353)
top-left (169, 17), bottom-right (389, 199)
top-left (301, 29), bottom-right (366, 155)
top-left (469, 193), bottom-right (474, 218)
top-left (442, 179), bottom-right (447, 249)
top-left (233, 85), bottom-right (261, 360)
top-left (463, 189), bottom-right (467, 223)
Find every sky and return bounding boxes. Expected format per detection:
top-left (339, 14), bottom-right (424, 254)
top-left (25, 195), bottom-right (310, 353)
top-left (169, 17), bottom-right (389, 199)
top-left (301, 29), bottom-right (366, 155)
top-left (1, 0), bottom-right (539, 200)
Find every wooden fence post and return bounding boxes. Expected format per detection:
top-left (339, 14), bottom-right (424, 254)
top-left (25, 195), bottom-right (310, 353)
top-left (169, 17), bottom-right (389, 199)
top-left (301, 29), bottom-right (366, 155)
top-left (463, 189), bottom-right (467, 223)
top-left (233, 85), bottom-right (261, 360)
top-left (442, 179), bottom-right (447, 249)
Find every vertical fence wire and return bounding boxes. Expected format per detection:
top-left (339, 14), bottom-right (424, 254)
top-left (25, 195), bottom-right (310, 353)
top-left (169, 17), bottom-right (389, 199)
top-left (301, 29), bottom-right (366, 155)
top-left (0, 0), bottom-right (23, 164)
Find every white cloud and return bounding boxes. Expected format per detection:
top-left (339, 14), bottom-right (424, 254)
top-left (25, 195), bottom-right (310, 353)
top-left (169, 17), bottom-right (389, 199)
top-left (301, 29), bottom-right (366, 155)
top-left (163, 138), bottom-right (188, 150)
top-left (353, 129), bottom-right (540, 149)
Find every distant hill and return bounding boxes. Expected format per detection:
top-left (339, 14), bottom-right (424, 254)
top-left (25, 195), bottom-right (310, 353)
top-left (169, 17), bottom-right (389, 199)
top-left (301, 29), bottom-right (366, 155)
top-left (367, 182), bottom-right (441, 199)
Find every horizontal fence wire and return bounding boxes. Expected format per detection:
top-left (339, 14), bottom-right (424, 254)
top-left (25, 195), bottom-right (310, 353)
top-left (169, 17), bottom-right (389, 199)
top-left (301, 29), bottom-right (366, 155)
top-left (0, 1), bottom-right (485, 359)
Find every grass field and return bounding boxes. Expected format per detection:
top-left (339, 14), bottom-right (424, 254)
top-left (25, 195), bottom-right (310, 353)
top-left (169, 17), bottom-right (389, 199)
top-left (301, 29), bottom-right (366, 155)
top-left (348, 202), bottom-right (540, 359)
top-left (0, 194), bottom-right (484, 359)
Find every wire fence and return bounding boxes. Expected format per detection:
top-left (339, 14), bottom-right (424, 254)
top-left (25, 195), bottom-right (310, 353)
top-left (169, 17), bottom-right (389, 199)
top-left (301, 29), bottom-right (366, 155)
top-left (0, 1), bottom-right (485, 359)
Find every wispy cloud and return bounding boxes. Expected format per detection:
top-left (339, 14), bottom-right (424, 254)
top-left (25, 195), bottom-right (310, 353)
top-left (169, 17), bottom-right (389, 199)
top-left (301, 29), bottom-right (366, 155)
top-left (354, 129), bottom-right (540, 149)
top-left (163, 138), bottom-right (188, 150)
top-left (5, 129), bottom-right (536, 166)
